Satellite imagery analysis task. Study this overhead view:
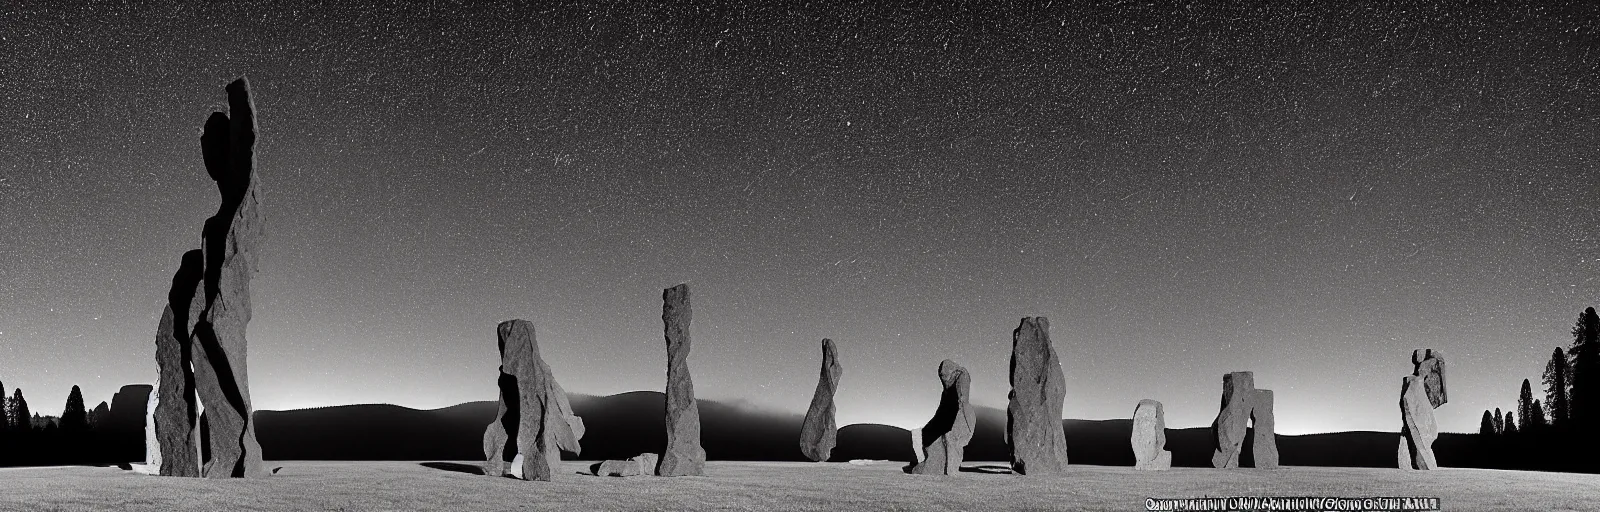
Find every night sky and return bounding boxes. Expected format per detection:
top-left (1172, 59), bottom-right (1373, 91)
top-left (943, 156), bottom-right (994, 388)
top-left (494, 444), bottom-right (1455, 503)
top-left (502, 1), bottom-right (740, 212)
top-left (1, 1), bottom-right (1597, 436)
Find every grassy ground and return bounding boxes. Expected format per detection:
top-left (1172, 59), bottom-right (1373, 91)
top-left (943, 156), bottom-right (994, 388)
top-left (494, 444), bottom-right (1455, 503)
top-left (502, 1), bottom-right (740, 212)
top-left (0, 460), bottom-right (1595, 511)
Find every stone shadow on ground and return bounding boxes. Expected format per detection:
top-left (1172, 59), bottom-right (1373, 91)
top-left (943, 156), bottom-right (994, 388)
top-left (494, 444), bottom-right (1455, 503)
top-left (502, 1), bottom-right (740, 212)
top-left (419, 462), bottom-right (485, 475)
top-left (958, 464), bottom-right (1014, 475)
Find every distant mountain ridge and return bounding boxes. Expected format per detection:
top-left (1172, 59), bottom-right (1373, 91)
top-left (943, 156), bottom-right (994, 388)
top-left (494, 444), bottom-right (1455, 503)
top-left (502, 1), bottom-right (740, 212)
top-left (251, 390), bottom-right (1498, 469)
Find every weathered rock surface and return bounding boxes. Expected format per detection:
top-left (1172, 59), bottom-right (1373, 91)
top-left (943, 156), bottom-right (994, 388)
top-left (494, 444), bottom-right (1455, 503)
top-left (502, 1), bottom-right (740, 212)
top-left (1131, 399), bottom-right (1170, 470)
top-left (658, 283), bottom-right (706, 476)
top-left (482, 319), bottom-right (584, 481)
top-left (1211, 372), bottom-right (1254, 469)
top-left (908, 360), bottom-right (975, 476)
top-left (154, 252), bottom-right (202, 477)
top-left (1251, 389), bottom-right (1278, 469)
top-left (799, 339), bottom-right (843, 462)
top-left (543, 379), bottom-right (585, 470)
top-left (507, 454), bottom-right (526, 479)
top-left (1398, 376), bottom-right (1439, 469)
top-left (144, 383), bottom-right (161, 469)
top-left (152, 78), bottom-right (269, 479)
top-left (186, 78), bottom-right (268, 478)
top-left (1399, 349), bottom-right (1447, 470)
top-left (1210, 371), bottom-right (1278, 469)
top-left (593, 453), bottom-right (659, 477)
top-left (910, 428), bottom-right (925, 463)
top-left (129, 383), bottom-right (164, 475)
top-left (593, 459), bottom-right (637, 477)
top-left (1007, 317), bottom-right (1070, 475)
top-left (1412, 349), bottom-right (1447, 408)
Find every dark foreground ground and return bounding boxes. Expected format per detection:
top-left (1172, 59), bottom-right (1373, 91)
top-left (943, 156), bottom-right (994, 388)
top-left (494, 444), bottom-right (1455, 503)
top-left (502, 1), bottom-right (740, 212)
top-left (0, 460), bottom-right (1595, 511)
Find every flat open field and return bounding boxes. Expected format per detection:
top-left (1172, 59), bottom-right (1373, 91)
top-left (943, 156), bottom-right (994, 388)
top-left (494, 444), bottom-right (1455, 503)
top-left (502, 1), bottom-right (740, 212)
top-left (0, 460), bottom-right (1595, 511)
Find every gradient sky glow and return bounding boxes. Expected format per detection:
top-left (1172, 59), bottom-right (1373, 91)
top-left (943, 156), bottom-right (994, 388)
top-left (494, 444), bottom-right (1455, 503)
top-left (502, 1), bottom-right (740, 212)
top-left (1, 1), bottom-right (1597, 436)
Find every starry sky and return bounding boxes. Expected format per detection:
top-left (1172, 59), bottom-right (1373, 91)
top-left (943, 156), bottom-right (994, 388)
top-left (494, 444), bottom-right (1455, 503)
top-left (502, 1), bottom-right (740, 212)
top-left (1, 0), bottom-right (1597, 436)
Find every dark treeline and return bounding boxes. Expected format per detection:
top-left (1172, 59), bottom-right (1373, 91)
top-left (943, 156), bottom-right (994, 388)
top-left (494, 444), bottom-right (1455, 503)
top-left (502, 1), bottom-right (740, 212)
top-left (1471, 306), bottom-right (1600, 472)
top-left (0, 382), bottom-right (147, 467)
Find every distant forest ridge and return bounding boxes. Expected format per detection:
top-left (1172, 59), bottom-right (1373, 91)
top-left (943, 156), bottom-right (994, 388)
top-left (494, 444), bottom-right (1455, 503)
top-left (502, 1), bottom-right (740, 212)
top-left (0, 387), bottom-right (1581, 472)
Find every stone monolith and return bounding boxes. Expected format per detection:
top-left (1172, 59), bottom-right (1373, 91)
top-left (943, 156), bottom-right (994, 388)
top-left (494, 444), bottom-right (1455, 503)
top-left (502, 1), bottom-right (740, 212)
top-left (1007, 317), bottom-right (1070, 475)
top-left (1399, 349), bottom-right (1446, 470)
top-left (1131, 399), bottom-right (1170, 470)
top-left (657, 283), bottom-right (706, 476)
top-left (799, 339), bottom-right (843, 462)
top-left (482, 319), bottom-right (584, 481)
top-left (1251, 389), bottom-right (1278, 469)
top-left (151, 77), bottom-right (266, 478)
top-left (908, 360), bottom-right (975, 476)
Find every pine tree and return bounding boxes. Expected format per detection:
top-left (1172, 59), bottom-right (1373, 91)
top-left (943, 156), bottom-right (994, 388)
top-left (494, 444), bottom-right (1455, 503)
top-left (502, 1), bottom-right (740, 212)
top-left (60, 385), bottom-right (88, 431)
top-left (1505, 412), bottom-right (1518, 434)
top-left (10, 389), bottom-right (30, 432)
top-left (1519, 379), bottom-right (1535, 432)
top-left (1569, 307), bottom-right (1600, 428)
top-left (1480, 410), bottom-right (1495, 435)
top-left (1494, 407), bottom-right (1504, 434)
top-left (1531, 399), bottom-right (1547, 430)
top-left (1545, 347), bottom-right (1571, 427)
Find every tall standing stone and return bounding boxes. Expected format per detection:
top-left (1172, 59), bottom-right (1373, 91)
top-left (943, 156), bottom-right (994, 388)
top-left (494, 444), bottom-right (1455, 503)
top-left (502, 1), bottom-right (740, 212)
top-left (1007, 317), bottom-right (1070, 475)
top-left (1211, 372), bottom-right (1253, 469)
top-left (481, 319), bottom-right (584, 481)
top-left (151, 78), bottom-right (265, 478)
top-left (658, 283), bottom-right (706, 476)
top-left (189, 77), bottom-right (268, 479)
top-left (1400, 349), bottom-right (1447, 470)
top-left (1131, 399), bottom-right (1171, 470)
top-left (1210, 371), bottom-right (1277, 469)
top-left (799, 339), bottom-right (843, 462)
top-left (909, 360), bottom-right (975, 476)
top-left (1251, 389), bottom-right (1278, 469)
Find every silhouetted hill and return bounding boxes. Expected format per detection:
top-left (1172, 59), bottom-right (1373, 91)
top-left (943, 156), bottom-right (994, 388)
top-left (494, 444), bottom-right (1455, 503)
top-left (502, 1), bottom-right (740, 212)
top-left (243, 392), bottom-right (1580, 472)
top-left (256, 403), bottom-right (489, 460)
top-left (256, 392), bottom-right (814, 462)
top-left (833, 424), bottom-right (914, 462)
